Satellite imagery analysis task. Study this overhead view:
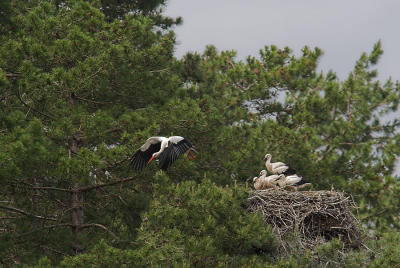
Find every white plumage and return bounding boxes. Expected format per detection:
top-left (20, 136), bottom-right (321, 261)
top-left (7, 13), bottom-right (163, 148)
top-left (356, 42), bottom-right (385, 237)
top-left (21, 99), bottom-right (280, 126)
top-left (130, 136), bottom-right (195, 171)
top-left (264, 154), bottom-right (296, 175)
top-left (253, 170), bottom-right (284, 190)
top-left (275, 174), bottom-right (311, 190)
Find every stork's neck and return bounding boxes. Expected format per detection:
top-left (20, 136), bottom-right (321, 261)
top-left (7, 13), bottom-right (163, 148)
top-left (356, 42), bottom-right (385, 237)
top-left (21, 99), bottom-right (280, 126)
top-left (265, 157), bottom-right (272, 171)
top-left (155, 139), bottom-right (169, 157)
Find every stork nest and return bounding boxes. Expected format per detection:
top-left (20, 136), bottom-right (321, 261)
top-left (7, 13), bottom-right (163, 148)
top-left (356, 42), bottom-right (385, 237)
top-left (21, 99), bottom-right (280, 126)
top-left (246, 189), bottom-right (361, 252)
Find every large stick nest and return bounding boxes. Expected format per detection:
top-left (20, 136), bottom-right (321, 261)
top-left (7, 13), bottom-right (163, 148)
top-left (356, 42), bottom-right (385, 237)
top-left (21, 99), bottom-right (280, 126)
top-left (246, 189), bottom-right (361, 251)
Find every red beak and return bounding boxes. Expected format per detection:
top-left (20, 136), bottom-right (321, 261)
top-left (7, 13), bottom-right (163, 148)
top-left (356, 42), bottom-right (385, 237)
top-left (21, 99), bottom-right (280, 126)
top-left (147, 155), bottom-right (155, 164)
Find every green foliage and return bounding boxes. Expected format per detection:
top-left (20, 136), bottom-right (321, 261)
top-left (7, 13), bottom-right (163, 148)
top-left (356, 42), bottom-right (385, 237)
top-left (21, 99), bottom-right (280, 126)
top-left (135, 174), bottom-right (276, 266)
top-left (59, 176), bottom-right (277, 267)
top-left (1, 0), bottom-right (400, 266)
top-left (0, 0), bottom-right (178, 265)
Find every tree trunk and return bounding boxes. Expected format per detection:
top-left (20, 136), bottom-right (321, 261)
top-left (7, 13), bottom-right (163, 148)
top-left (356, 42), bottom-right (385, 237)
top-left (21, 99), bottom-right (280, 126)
top-left (69, 132), bottom-right (85, 253)
top-left (71, 186), bottom-right (84, 253)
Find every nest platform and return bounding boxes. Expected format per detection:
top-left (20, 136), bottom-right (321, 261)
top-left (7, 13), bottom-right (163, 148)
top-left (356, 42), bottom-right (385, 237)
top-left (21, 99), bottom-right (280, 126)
top-left (246, 189), bottom-right (361, 251)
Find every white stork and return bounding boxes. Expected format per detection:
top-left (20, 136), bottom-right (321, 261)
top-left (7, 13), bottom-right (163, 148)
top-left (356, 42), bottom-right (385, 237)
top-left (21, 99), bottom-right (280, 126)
top-left (130, 136), bottom-right (196, 171)
top-left (264, 154), bottom-right (296, 175)
top-left (275, 174), bottom-right (311, 190)
top-left (253, 170), bottom-right (284, 190)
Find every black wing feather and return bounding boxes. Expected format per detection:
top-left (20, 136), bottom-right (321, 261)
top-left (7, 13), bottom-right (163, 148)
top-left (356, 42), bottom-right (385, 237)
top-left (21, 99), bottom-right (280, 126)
top-left (159, 139), bottom-right (192, 171)
top-left (130, 142), bottom-right (161, 171)
top-left (292, 176), bottom-right (308, 186)
top-left (282, 166), bottom-right (296, 176)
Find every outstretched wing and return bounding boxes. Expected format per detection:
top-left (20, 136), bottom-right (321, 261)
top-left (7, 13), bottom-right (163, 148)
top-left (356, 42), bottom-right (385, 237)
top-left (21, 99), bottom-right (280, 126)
top-left (130, 142), bottom-right (161, 171)
top-left (159, 139), bottom-right (192, 171)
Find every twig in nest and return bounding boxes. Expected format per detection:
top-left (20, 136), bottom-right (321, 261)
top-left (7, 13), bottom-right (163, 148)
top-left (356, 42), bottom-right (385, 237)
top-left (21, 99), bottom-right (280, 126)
top-left (246, 189), bottom-right (361, 253)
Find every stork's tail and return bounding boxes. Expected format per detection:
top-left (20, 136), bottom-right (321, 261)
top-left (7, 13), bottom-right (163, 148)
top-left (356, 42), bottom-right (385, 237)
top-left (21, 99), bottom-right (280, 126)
top-left (292, 176), bottom-right (308, 186)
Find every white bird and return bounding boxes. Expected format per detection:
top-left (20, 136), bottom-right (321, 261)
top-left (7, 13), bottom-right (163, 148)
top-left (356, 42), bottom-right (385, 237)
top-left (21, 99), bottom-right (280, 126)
top-left (130, 136), bottom-right (196, 171)
top-left (253, 170), bottom-right (284, 190)
top-left (264, 154), bottom-right (296, 175)
top-left (275, 174), bottom-right (311, 190)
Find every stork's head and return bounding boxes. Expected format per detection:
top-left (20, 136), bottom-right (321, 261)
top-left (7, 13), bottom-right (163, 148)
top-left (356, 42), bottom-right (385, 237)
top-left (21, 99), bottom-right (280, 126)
top-left (259, 170), bottom-right (267, 176)
top-left (263, 153), bottom-right (271, 161)
top-left (147, 152), bottom-right (159, 165)
top-left (252, 176), bottom-right (258, 182)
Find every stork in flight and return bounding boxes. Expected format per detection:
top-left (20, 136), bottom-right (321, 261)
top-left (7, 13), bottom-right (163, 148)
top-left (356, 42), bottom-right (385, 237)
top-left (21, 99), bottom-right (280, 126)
top-left (130, 136), bottom-right (196, 171)
top-left (264, 154), bottom-right (296, 175)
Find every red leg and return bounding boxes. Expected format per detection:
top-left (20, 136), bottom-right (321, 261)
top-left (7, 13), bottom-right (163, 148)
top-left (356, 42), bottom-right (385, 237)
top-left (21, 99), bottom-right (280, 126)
top-left (189, 149), bottom-right (196, 159)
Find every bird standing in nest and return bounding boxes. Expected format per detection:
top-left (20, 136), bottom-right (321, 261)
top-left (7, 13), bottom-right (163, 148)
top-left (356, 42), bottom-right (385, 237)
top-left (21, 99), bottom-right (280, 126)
top-left (263, 153), bottom-right (311, 190)
top-left (264, 153), bottom-right (296, 175)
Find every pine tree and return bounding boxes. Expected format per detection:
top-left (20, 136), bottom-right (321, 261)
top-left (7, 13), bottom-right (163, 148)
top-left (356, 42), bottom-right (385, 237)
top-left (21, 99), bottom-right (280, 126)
top-left (59, 173), bottom-right (277, 267)
top-left (1, 0), bottom-right (400, 266)
top-left (174, 43), bottom-right (400, 231)
top-left (0, 0), bottom-right (178, 264)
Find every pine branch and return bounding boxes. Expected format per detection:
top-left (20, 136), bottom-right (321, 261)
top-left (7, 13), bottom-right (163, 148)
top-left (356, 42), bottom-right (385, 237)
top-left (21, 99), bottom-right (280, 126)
top-left (79, 223), bottom-right (118, 239)
top-left (31, 186), bottom-right (73, 193)
top-left (347, 96), bottom-right (352, 122)
top-left (6, 72), bottom-right (21, 77)
top-left (149, 68), bottom-right (169, 73)
top-left (17, 89), bottom-right (55, 120)
top-left (339, 142), bottom-right (368, 146)
top-left (0, 205), bottom-right (57, 221)
top-left (78, 176), bottom-right (137, 192)
top-left (73, 94), bottom-right (115, 105)
top-left (14, 223), bottom-right (73, 238)
top-left (18, 181), bottom-right (72, 193)
top-left (14, 222), bottom-right (118, 239)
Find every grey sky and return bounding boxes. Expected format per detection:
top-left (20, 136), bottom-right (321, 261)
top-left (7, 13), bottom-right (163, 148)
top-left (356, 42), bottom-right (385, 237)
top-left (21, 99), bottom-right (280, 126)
top-left (165, 0), bottom-right (400, 81)
top-left (165, 1), bottom-right (400, 174)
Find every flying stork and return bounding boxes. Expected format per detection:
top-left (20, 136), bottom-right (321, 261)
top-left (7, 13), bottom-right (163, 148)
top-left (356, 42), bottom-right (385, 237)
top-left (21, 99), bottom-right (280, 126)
top-left (130, 136), bottom-right (196, 171)
top-left (263, 154), bottom-right (296, 175)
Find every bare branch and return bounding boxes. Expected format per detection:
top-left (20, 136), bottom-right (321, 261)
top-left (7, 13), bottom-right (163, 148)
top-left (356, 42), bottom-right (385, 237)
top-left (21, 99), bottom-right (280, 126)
top-left (14, 223), bottom-right (73, 238)
top-left (0, 205), bottom-right (57, 221)
top-left (6, 72), bottom-right (21, 77)
top-left (339, 142), bottom-right (367, 146)
top-left (78, 176), bottom-right (137, 192)
top-left (80, 223), bottom-right (118, 239)
top-left (18, 181), bottom-right (72, 193)
top-left (13, 222), bottom-right (118, 239)
top-left (32, 186), bottom-right (73, 193)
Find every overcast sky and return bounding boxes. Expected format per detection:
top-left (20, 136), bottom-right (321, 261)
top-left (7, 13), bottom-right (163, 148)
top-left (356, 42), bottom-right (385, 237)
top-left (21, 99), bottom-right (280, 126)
top-left (165, 1), bottom-right (400, 174)
top-left (165, 0), bottom-right (400, 81)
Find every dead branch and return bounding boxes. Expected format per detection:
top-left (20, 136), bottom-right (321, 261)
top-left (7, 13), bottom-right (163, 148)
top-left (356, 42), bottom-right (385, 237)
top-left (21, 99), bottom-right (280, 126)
top-left (0, 205), bottom-right (57, 221)
top-left (79, 223), bottom-right (118, 239)
top-left (6, 72), bottom-right (21, 77)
